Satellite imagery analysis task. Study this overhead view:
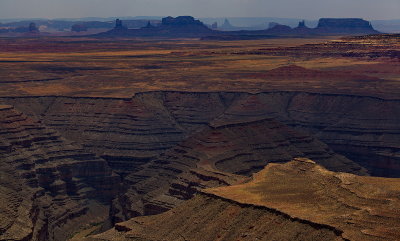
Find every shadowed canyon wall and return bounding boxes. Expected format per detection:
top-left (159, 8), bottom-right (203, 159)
top-left (3, 91), bottom-right (398, 177)
top-left (0, 90), bottom-right (398, 239)
top-left (0, 105), bottom-right (120, 240)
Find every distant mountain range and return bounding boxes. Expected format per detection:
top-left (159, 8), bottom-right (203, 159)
top-left (200, 17), bottom-right (400, 33)
top-left (94, 16), bottom-right (379, 39)
top-left (1, 16), bottom-right (399, 33)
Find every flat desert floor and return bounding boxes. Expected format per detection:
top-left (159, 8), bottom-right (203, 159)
top-left (0, 35), bottom-right (398, 98)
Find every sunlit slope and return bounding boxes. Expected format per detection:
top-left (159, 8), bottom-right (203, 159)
top-left (207, 158), bottom-right (400, 241)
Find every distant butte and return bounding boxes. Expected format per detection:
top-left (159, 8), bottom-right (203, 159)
top-left (98, 16), bottom-right (213, 37)
top-left (316, 18), bottom-right (378, 34)
top-left (96, 16), bottom-right (379, 38)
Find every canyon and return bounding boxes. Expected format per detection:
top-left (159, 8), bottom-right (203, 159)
top-left (0, 33), bottom-right (399, 240)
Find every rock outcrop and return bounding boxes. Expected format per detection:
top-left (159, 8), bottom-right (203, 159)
top-left (98, 16), bottom-right (213, 37)
top-left (28, 22), bottom-right (39, 33)
top-left (109, 115), bottom-right (365, 223)
top-left (161, 16), bottom-right (204, 27)
top-left (114, 19), bottom-right (127, 30)
top-left (203, 18), bottom-right (380, 40)
top-left (94, 158), bottom-right (400, 241)
top-left (2, 90), bottom-right (398, 230)
top-left (297, 20), bottom-right (306, 28)
top-left (316, 18), bottom-right (378, 34)
top-left (220, 18), bottom-right (235, 30)
top-left (0, 105), bottom-right (120, 240)
top-left (206, 158), bottom-right (400, 240)
top-left (93, 193), bottom-right (345, 241)
top-left (3, 96), bottom-right (189, 177)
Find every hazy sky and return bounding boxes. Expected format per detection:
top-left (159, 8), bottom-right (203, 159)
top-left (0, 0), bottom-right (399, 20)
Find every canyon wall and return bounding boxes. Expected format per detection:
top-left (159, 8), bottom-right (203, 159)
top-left (4, 91), bottom-right (398, 177)
top-left (0, 105), bottom-right (120, 240)
top-left (93, 193), bottom-right (345, 241)
top-left (1, 90), bottom-right (398, 236)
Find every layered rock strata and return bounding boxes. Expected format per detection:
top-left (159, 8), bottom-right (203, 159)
top-left (0, 105), bottom-right (120, 241)
top-left (95, 158), bottom-right (400, 241)
top-left (110, 116), bottom-right (365, 222)
top-left (2, 90), bottom-right (398, 229)
top-left (93, 193), bottom-right (346, 241)
top-left (4, 91), bottom-right (397, 177)
top-left (206, 158), bottom-right (400, 241)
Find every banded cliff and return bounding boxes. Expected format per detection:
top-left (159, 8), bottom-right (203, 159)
top-left (93, 158), bottom-right (400, 241)
top-left (3, 90), bottom-right (398, 177)
top-left (0, 105), bottom-right (120, 241)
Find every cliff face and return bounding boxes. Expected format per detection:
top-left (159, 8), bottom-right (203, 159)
top-left (93, 193), bottom-right (345, 241)
top-left (98, 16), bottom-right (213, 37)
top-left (318, 18), bottom-right (373, 29)
top-left (0, 105), bottom-right (120, 241)
top-left (206, 158), bottom-right (400, 241)
top-left (98, 16), bottom-right (379, 39)
top-left (161, 16), bottom-right (205, 27)
top-left (1, 90), bottom-right (398, 231)
top-left (95, 158), bottom-right (400, 241)
top-left (110, 115), bottom-right (363, 222)
top-left (93, 159), bottom-right (400, 241)
top-left (4, 91), bottom-right (398, 179)
top-left (316, 18), bottom-right (378, 34)
top-left (3, 96), bottom-right (190, 177)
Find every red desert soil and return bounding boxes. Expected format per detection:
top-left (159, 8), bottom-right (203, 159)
top-left (0, 35), bottom-right (398, 98)
top-left (243, 64), bottom-right (382, 82)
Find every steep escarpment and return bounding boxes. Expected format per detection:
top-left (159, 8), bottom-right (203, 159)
top-left (93, 193), bottom-right (345, 241)
top-left (0, 105), bottom-right (120, 241)
top-left (110, 116), bottom-right (365, 223)
top-left (4, 91), bottom-right (398, 177)
top-left (94, 158), bottom-right (400, 241)
top-left (207, 158), bottom-right (400, 241)
top-left (241, 35), bottom-right (399, 64)
top-left (316, 18), bottom-right (378, 34)
top-left (3, 95), bottom-right (189, 177)
top-left (208, 91), bottom-right (400, 177)
top-left (234, 92), bottom-right (400, 177)
top-left (1, 90), bottom-right (398, 232)
top-left (98, 16), bottom-right (213, 38)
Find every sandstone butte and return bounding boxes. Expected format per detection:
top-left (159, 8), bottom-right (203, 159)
top-left (93, 158), bottom-right (400, 241)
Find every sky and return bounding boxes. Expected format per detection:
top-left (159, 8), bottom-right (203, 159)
top-left (0, 0), bottom-right (399, 20)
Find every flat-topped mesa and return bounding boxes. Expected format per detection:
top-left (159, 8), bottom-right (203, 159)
top-left (159, 16), bottom-right (212, 33)
top-left (98, 15), bottom-right (212, 37)
top-left (162, 16), bottom-right (204, 27)
top-left (316, 18), bottom-right (378, 34)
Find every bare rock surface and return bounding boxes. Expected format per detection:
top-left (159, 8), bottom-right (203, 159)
top-left (93, 157), bottom-right (400, 241)
top-left (207, 158), bottom-right (400, 241)
top-left (93, 193), bottom-right (345, 241)
top-left (4, 90), bottom-right (398, 177)
top-left (91, 158), bottom-right (400, 241)
top-left (1, 90), bottom-right (398, 236)
top-left (0, 105), bottom-right (120, 240)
